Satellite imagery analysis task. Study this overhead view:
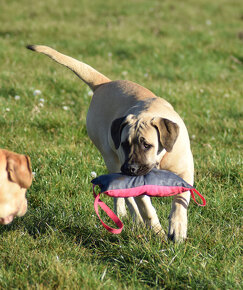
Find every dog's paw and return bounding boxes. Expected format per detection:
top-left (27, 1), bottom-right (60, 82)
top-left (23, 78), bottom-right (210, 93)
top-left (149, 220), bottom-right (164, 235)
top-left (155, 227), bottom-right (167, 241)
top-left (168, 208), bottom-right (188, 243)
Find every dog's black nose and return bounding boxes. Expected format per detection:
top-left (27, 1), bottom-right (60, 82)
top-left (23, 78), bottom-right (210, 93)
top-left (121, 163), bottom-right (139, 176)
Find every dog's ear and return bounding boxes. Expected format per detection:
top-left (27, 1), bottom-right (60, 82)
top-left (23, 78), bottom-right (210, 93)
top-left (111, 115), bottom-right (136, 149)
top-left (151, 117), bottom-right (179, 152)
top-left (110, 116), bottom-right (128, 149)
top-left (7, 154), bottom-right (32, 189)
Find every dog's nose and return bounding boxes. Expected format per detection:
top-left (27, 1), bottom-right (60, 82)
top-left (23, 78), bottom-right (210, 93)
top-left (129, 165), bottom-right (137, 174)
top-left (121, 163), bottom-right (139, 175)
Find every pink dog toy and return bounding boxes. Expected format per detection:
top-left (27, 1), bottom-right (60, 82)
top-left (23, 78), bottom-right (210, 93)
top-left (92, 168), bottom-right (206, 234)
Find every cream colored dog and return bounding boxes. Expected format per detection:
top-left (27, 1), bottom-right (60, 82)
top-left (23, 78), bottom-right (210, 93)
top-left (27, 45), bottom-right (194, 242)
top-left (0, 149), bottom-right (32, 225)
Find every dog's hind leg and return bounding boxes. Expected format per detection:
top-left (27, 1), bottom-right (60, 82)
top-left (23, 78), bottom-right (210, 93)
top-left (124, 197), bottom-right (144, 224)
top-left (113, 196), bottom-right (144, 224)
top-left (113, 197), bottom-right (144, 224)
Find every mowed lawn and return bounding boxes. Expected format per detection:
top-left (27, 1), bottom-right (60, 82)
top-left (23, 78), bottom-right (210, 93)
top-left (0, 0), bottom-right (242, 288)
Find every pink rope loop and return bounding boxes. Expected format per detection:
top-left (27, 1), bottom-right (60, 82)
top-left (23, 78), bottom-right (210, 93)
top-left (93, 185), bottom-right (123, 234)
top-left (190, 189), bottom-right (206, 206)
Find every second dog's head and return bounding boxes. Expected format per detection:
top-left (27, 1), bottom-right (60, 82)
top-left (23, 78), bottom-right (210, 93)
top-left (111, 114), bottom-right (179, 176)
top-left (0, 149), bottom-right (32, 225)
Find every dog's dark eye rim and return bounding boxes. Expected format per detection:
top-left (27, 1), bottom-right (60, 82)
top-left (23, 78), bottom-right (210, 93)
top-left (140, 138), bottom-right (153, 150)
top-left (143, 143), bottom-right (152, 149)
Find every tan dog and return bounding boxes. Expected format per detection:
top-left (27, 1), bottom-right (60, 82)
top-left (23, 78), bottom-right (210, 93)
top-left (0, 149), bottom-right (32, 225)
top-left (27, 45), bottom-right (194, 242)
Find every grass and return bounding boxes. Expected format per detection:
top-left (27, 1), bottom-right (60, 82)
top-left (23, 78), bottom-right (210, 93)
top-left (0, 0), bottom-right (242, 288)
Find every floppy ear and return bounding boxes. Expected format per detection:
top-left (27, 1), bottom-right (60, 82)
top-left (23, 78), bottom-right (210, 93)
top-left (7, 154), bottom-right (33, 189)
top-left (151, 117), bottom-right (179, 152)
top-left (110, 116), bottom-right (128, 149)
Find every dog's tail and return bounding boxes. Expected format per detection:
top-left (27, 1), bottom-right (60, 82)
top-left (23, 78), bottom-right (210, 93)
top-left (26, 45), bottom-right (111, 91)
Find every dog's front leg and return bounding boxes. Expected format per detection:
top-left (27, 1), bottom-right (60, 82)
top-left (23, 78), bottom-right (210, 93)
top-left (134, 195), bottom-right (165, 236)
top-left (168, 191), bottom-right (190, 242)
top-left (168, 170), bottom-right (193, 242)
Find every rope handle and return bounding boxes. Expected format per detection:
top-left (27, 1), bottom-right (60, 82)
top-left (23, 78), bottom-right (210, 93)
top-left (93, 185), bottom-right (123, 234)
top-left (190, 188), bottom-right (206, 206)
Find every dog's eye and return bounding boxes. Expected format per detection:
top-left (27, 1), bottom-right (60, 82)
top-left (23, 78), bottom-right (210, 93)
top-left (143, 142), bottom-right (152, 150)
top-left (140, 137), bottom-right (152, 150)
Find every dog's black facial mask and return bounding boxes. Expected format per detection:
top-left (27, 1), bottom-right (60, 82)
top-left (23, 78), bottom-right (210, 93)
top-left (119, 134), bottom-right (156, 175)
top-left (111, 115), bottom-right (179, 176)
top-left (111, 115), bottom-right (156, 175)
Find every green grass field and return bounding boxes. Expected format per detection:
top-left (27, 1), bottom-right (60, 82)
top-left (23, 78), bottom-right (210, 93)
top-left (0, 0), bottom-right (242, 288)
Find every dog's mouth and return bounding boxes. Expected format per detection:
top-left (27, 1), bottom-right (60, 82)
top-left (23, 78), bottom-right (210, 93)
top-left (0, 214), bottom-right (15, 225)
top-left (121, 163), bottom-right (156, 176)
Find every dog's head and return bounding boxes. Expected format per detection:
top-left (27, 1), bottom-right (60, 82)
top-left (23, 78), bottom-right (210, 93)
top-left (0, 150), bottom-right (32, 225)
top-left (111, 114), bottom-right (179, 176)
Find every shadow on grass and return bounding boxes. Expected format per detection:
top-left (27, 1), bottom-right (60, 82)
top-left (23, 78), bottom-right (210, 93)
top-left (0, 209), bottom-right (172, 287)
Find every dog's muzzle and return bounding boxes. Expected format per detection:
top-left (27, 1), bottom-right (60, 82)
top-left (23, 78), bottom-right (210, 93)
top-left (121, 162), bottom-right (154, 176)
